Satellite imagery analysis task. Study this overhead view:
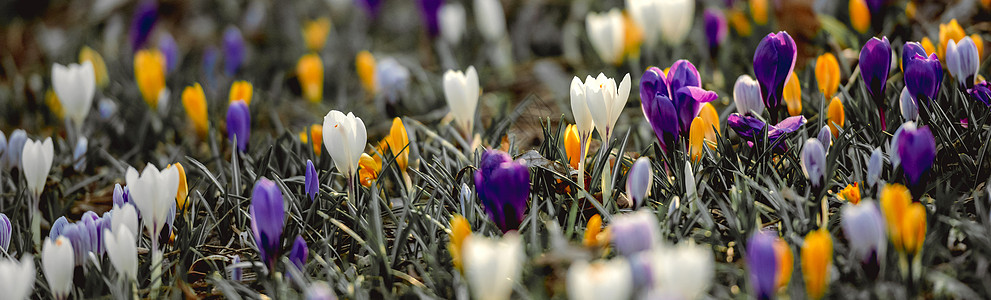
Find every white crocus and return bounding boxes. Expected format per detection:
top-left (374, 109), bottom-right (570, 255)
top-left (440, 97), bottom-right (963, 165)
top-left (439, 3), bottom-right (466, 45)
top-left (52, 61), bottom-right (96, 130)
top-left (567, 258), bottom-right (633, 300)
top-left (473, 0), bottom-right (507, 42)
top-left (22, 137), bottom-right (54, 198)
top-left (733, 75), bottom-right (765, 116)
top-left (110, 203), bottom-right (140, 239)
top-left (946, 36), bottom-right (980, 88)
top-left (656, 0), bottom-right (694, 46)
top-left (627, 0), bottom-right (662, 48)
top-left (584, 73), bottom-right (631, 144)
top-left (570, 76), bottom-right (594, 190)
top-left (443, 66), bottom-right (480, 136)
top-left (463, 232), bottom-right (524, 300)
top-left (899, 86), bottom-right (918, 122)
top-left (104, 227), bottom-right (138, 282)
top-left (644, 242), bottom-right (714, 299)
top-left (43, 236), bottom-right (75, 299)
top-left (585, 9), bottom-right (625, 65)
top-left (126, 163), bottom-right (179, 237)
top-left (322, 110), bottom-right (368, 180)
top-left (0, 255), bottom-right (35, 300)
top-left (626, 157), bottom-right (653, 208)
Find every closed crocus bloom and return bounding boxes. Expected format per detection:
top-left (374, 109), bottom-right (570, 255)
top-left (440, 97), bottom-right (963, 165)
top-left (302, 18), bottom-right (331, 52)
top-left (585, 73), bottom-right (631, 142)
top-left (817, 126), bottom-right (832, 153)
top-left (642, 242), bottom-right (714, 299)
top-left (0, 255), bottom-right (35, 300)
top-left (689, 117), bottom-right (712, 162)
top-left (626, 0), bottom-right (662, 47)
top-left (171, 162), bottom-right (188, 211)
top-left (386, 118), bottom-right (410, 171)
top-left (903, 51), bottom-right (943, 104)
top-left (656, 0), bottom-right (694, 46)
top-left (305, 159), bottom-right (319, 201)
top-left (583, 214), bottom-right (608, 248)
top-left (946, 36), bottom-right (980, 88)
top-left (251, 178), bottom-right (285, 268)
top-left (754, 32), bottom-right (797, 119)
top-left (104, 226), bottom-right (138, 281)
top-left (297, 54), bottom-right (324, 103)
top-left (110, 203), bottom-right (139, 240)
top-left (751, 0), bottom-right (769, 25)
top-left (938, 19), bottom-right (966, 62)
top-left (838, 182), bottom-right (862, 204)
top-left (841, 201), bottom-right (886, 264)
top-left (448, 214), bottom-right (471, 271)
top-left (734, 75), bottom-right (765, 116)
top-left (289, 235), bottom-right (308, 272)
top-left (774, 238), bottom-right (794, 290)
top-left (849, 0), bottom-right (870, 33)
top-left (229, 80), bottom-right (254, 105)
top-left (801, 138), bottom-right (827, 188)
top-left (134, 49), bottom-right (166, 108)
top-left (704, 8), bottom-right (728, 55)
top-left (899, 203), bottom-right (927, 256)
top-left (567, 259), bottom-right (633, 300)
top-left (859, 37), bottom-right (892, 129)
top-left (358, 153), bottom-right (382, 187)
top-left (563, 124), bottom-right (581, 169)
top-left (0, 213), bottom-right (8, 251)
top-left (586, 9), bottom-right (626, 65)
top-left (127, 163), bottom-right (180, 238)
top-left (129, 0), bottom-right (158, 50)
top-left (728, 9), bottom-right (752, 37)
top-left (356, 51), bottom-right (377, 95)
top-left (323, 110), bottom-right (368, 179)
top-left (43, 236), bottom-right (74, 299)
top-left (815, 53), bottom-right (840, 99)
top-left (439, 3), bottom-right (466, 45)
top-left (181, 83), bottom-right (209, 137)
top-left (880, 183), bottom-right (911, 246)
top-left (79, 46), bottom-right (109, 88)
top-left (746, 231), bottom-right (778, 300)
top-left (892, 122), bottom-right (935, 189)
top-left (783, 71), bottom-right (802, 116)
top-left (22, 137), bottom-right (54, 198)
top-left (801, 229), bottom-right (833, 300)
top-left (226, 100), bottom-right (251, 152)
top-left (970, 80), bottom-right (991, 106)
top-left (899, 87), bottom-right (918, 121)
top-left (474, 150), bottom-right (530, 232)
top-left (473, 0), bottom-right (507, 42)
top-left (626, 157), bottom-right (652, 208)
top-left (867, 147), bottom-right (884, 187)
top-left (443, 66), bottom-right (480, 135)
top-left (4, 129), bottom-right (25, 170)
top-left (826, 97), bottom-right (845, 137)
top-left (463, 232), bottom-right (523, 300)
top-left (52, 61), bottom-right (96, 129)
top-left (610, 210), bottom-right (661, 256)
top-left (223, 27), bottom-right (246, 76)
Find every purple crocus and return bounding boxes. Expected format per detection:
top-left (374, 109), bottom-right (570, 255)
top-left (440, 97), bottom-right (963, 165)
top-left (892, 122), bottom-right (935, 190)
top-left (753, 31), bottom-right (797, 121)
top-left (901, 42), bottom-right (927, 71)
top-left (223, 26), bottom-right (246, 76)
top-left (610, 210), bottom-right (660, 256)
top-left (289, 235), bottom-right (308, 272)
top-left (227, 100), bottom-right (251, 152)
top-left (640, 62), bottom-right (718, 153)
top-left (50, 211), bottom-right (114, 266)
top-left (727, 114), bottom-right (807, 151)
top-left (250, 178), bottom-right (285, 268)
top-left (419, 0), bottom-right (442, 37)
top-left (801, 138), bottom-right (827, 188)
top-left (746, 231), bottom-right (779, 300)
top-left (50, 216), bottom-right (68, 241)
top-left (859, 37), bottom-right (892, 130)
top-left (903, 51), bottom-right (943, 106)
top-left (129, 0), bottom-right (158, 51)
top-left (841, 201), bottom-right (886, 267)
top-left (159, 32), bottom-right (179, 73)
top-left (969, 80), bottom-right (991, 106)
top-left (704, 8), bottom-right (728, 56)
top-left (305, 159), bottom-right (319, 201)
top-left (4, 129), bottom-right (26, 170)
top-left (474, 149), bottom-right (530, 233)
top-left (113, 183), bottom-right (132, 209)
top-left (0, 213), bottom-right (10, 252)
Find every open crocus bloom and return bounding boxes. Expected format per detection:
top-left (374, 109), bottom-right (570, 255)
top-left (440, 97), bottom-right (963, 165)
top-left (640, 61), bottom-right (718, 153)
top-left (727, 114), bottom-right (807, 151)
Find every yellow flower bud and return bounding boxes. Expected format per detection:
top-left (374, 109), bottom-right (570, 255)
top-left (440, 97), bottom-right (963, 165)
top-left (357, 51), bottom-right (377, 95)
top-left (688, 117), bottom-right (710, 162)
top-left (297, 54), bottom-right (324, 103)
top-left (783, 71), bottom-right (802, 116)
top-left (774, 238), bottom-right (794, 290)
top-left (838, 183), bottom-right (861, 204)
top-left (900, 203), bottom-right (927, 256)
top-left (583, 214), bottom-right (608, 248)
top-left (449, 214), bottom-right (472, 272)
top-left (181, 83), bottom-right (209, 137)
top-left (920, 37), bottom-right (937, 58)
top-left (79, 46), bottom-right (109, 88)
top-left (134, 49), bottom-right (166, 109)
top-left (564, 124), bottom-right (581, 169)
top-left (302, 17), bottom-right (332, 52)
top-left (815, 53), bottom-right (840, 100)
top-left (800, 229), bottom-right (833, 300)
top-left (750, 0), bottom-right (769, 25)
top-left (880, 183), bottom-right (912, 252)
top-left (849, 0), bottom-right (870, 33)
top-left (728, 9), bottom-right (752, 37)
top-left (387, 117), bottom-right (410, 171)
top-left (699, 102), bottom-right (720, 135)
top-left (827, 97), bottom-right (845, 137)
top-left (938, 19), bottom-right (966, 62)
top-left (172, 163), bottom-right (189, 212)
top-left (229, 81), bottom-right (254, 105)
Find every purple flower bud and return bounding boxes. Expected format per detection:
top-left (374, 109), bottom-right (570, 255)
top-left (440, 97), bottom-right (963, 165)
top-left (746, 231), bottom-right (778, 300)
top-left (901, 42), bottom-right (927, 71)
top-left (250, 178), bottom-right (285, 268)
top-left (753, 31), bottom-right (797, 117)
top-left (867, 147), bottom-right (883, 188)
top-left (158, 32), bottom-right (179, 73)
top-left (703, 8), bottom-right (728, 55)
top-left (610, 210), bottom-right (660, 256)
top-left (801, 138), bottom-right (827, 188)
top-left (474, 149), bottom-right (530, 233)
top-left (899, 86), bottom-right (918, 122)
top-left (289, 235), bottom-right (308, 272)
top-left (226, 100), bottom-right (251, 152)
top-left (626, 157), bottom-right (653, 208)
top-left (0, 213), bottom-right (10, 252)
top-left (892, 122), bottom-right (935, 189)
top-left (727, 114), bottom-right (807, 151)
top-left (223, 26), bottom-right (246, 76)
top-left (859, 37), bottom-right (892, 130)
top-left (305, 159), bottom-right (319, 202)
top-left (970, 80), bottom-right (991, 106)
top-left (641, 68), bottom-right (679, 154)
top-left (733, 75), bottom-right (764, 116)
top-left (4, 129), bottom-right (26, 170)
top-left (50, 216), bottom-right (68, 241)
top-left (947, 37), bottom-right (980, 89)
top-left (841, 201), bottom-right (886, 263)
top-left (903, 51), bottom-right (942, 105)
top-left (817, 126), bottom-right (832, 153)
top-left (129, 0), bottom-right (158, 51)
top-left (419, 0), bottom-right (442, 37)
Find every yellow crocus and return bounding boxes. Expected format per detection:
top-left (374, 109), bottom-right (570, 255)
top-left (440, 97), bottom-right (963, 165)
top-left (800, 229), bottom-right (833, 300)
top-left (827, 97), bottom-right (845, 137)
top-left (172, 163), bottom-right (189, 212)
top-left (774, 238), bottom-right (794, 290)
top-left (386, 117), bottom-right (410, 171)
top-left (849, 0), bottom-right (870, 33)
top-left (938, 19), bottom-right (966, 62)
top-left (838, 182), bottom-right (861, 205)
top-left (302, 17), bottom-right (332, 52)
top-left (356, 51), bottom-right (377, 95)
top-left (229, 81), bottom-right (253, 105)
top-left (699, 102), bottom-right (720, 134)
top-left (972, 34), bottom-right (985, 61)
top-left (79, 46), bottom-right (109, 88)
top-left (750, 0), bottom-right (768, 25)
top-left (297, 54), bottom-right (324, 103)
top-left (880, 183), bottom-right (912, 251)
top-left (181, 83), bottom-right (209, 137)
top-left (728, 9), bottom-right (752, 37)
top-left (900, 203), bottom-right (927, 256)
top-left (783, 71), bottom-right (802, 116)
top-left (358, 153), bottom-right (382, 187)
top-left (689, 104), bottom-right (720, 162)
top-left (621, 11), bottom-right (643, 62)
top-left (299, 124), bottom-right (323, 156)
top-left (815, 53), bottom-right (840, 100)
top-left (563, 124), bottom-right (581, 169)
top-left (583, 214), bottom-right (609, 248)
top-left (920, 37), bottom-right (937, 57)
top-left (449, 214), bottom-right (471, 272)
top-left (134, 49), bottom-right (166, 109)
top-left (45, 89), bottom-right (63, 119)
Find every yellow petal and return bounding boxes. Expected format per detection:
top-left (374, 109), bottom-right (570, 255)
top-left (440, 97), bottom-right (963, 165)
top-left (938, 19), bottom-right (966, 62)
top-left (79, 46), bottom-right (109, 88)
top-left (134, 49), bottom-right (166, 108)
top-left (297, 54), bottom-right (324, 103)
top-left (620, 11), bottom-right (643, 62)
top-left (449, 214), bottom-right (472, 271)
top-left (356, 51), bottom-right (377, 95)
top-left (299, 124), bottom-right (323, 156)
top-left (783, 71), bottom-right (802, 116)
top-left (880, 184), bottom-right (912, 252)
top-left (971, 34), bottom-right (985, 62)
top-left (182, 83), bottom-right (209, 137)
top-left (750, 0), bottom-right (769, 25)
top-left (699, 102), bottom-right (720, 135)
top-left (849, 0), bottom-right (870, 33)
top-left (800, 229), bottom-right (833, 300)
top-left (920, 37), bottom-right (937, 57)
top-left (387, 117), bottom-right (410, 171)
top-left (774, 238), bottom-right (794, 290)
top-left (229, 81), bottom-right (254, 105)
top-left (728, 9), bottom-right (752, 37)
top-left (583, 214), bottom-right (604, 248)
top-left (827, 97), bottom-right (845, 137)
top-left (172, 163), bottom-right (189, 212)
top-left (358, 153), bottom-right (382, 187)
top-left (815, 53), bottom-right (840, 100)
top-left (302, 18), bottom-right (332, 52)
top-left (900, 203), bottom-right (927, 256)
top-left (838, 182), bottom-right (861, 205)
top-left (46, 89), bottom-right (64, 120)
top-left (689, 117), bottom-right (707, 162)
top-left (564, 124), bottom-right (581, 169)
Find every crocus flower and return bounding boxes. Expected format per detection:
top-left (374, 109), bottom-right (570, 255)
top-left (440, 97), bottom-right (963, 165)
top-left (689, 114), bottom-right (718, 162)
top-left (0, 213), bottom-right (9, 251)
top-left (22, 137), bottom-right (54, 198)
top-left (448, 214), bottom-right (471, 271)
top-left (110, 203), bottom-right (139, 240)
top-left (899, 87), bottom-right (918, 121)
top-left (386, 117), bottom-right (411, 171)
top-left (3, 129), bottom-right (25, 170)
top-left (727, 114), bottom-right (807, 151)
top-left (169, 163), bottom-right (188, 212)
top-left (817, 126), bottom-right (832, 153)
top-left (903, 50), bottom-right (943, 105)
top-left (639, 242), bottom-right (714, 299)
top-left (226, 100), bottom-right (251, 152)
top-left (970, 80), bottom-right (991, 106)
top-left (753, 31), bottom-right (797, 120)
top-left (750, 0), bottom-right (769, 25)
top-left (656, 0), bottom-right (694, 46)
top-left (746, 231), bottom-right (778, 300)
top-left (841, 201), bottom-right (886, 266)
top-left (704, 8), bottom-right (728, 55)
top-left (223, 26), bottom-right (246, 76)
top-left (774, 238), bottom-right (794, 290)
top-left (356, 51), bottom-right (377, 95)
top-left (947, 36), bottom-right (980, 89)
top-left (815, 53), bottom-right (840, 100)
top-left (299, 124), bottom-right (323, 156)
top-left (567, 259), bottom-right (633, 300)
top-left (79, 46), bottom-right (108, 89)
top-left (858, 37), bottom-right (892, 130)
top-left (734, 75), bottom-right (765, 116)
top-left (782, 71), bottom-right (802, 116)
top-left (585, 73), bottom-right (631, 143)
top-left (563, 124), bottom-right (581, 169)
top-left (323, 110), bottom-right (368, 180)
top-left (439, 3), bottom-right (466, 45)
top-left (938, 19), bottom-right (966, 62)
top-left (462, 232), bottom-right (523, 300)
top-left (302, 18), bottom-right (331, 52)
top-left (626, 0), bottom-right (661, 47)
top-left (891, 122), bottom-right (935, 189)
top-left (626, 157), bottom-right (652, 208)
top-left (583, 214), bottom-right (607, 248)
top-left (418, 0), bottom-right (442, 37)
top-left (297, 53), bottom-right (324, 103)
top-left (838, 182), bottom-right (861, 204)
top-left (113, 183), bottom-right (131, 208)
top-left (251, 178), bottom-right (285, 268)
top-left (474, 149), bottom-right (530, 233)
top-left (158, 32), bottom-right (178, 73)
top-left (104, 226), bottom-right (138, 282)
top-left (801, 229), bottom-right (833, 300)
top-left (305, 159), bottom-right (319, 201)
top-left (305, 282), bottom-right (338, 300)
top-left (229, 80), bottom-right (254, 105)
top-left (182, 83), bottom-right (209, 137)
top-left (640, 62), bottom-right (718, 150)
top-left (827, 97), bottom-right (845, 137)
top-left (289, 235), bottom-right (308, 272)
top-left (443, 66), bottom-right (480, 136)
top-left (801, 139), bottom-right (827, 188)
top-left (880, 184), bottom-right (927, 264)
top-left (586, 9), bottom-right (626, 65)
top-left (72, 137), bottom-right (87, 172)
top-left (52, 62), bottom-right (96, 130)
top-left (358, 153), bottom-right (382, 188)
top-left (134, 49), bottom-right (166, 109)
top-left (0, 131), bottom-right (5, 169)
top-left (43, 236), bottom-right (74, 299)
top-left (920, 37), bottom-right (937, 58)
top-left (867, 147), bottom-right (884, 188)
top-left (375, 57), bottom-right (411, 104)
top-left (0, 255), bottom-right (35, 300)
top-left (473, 0), bottom-right (507, 42)
top-left (129, 0), bottom-right (158, 51)
top-left (127, 162), bottom-right (180, 245)
top-left (610, 210), bottom-right (661, 256)
top-left (849, 0), bottom-right (870, 33)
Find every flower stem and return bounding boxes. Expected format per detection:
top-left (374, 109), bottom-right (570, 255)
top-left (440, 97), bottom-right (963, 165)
top-left (32, 194), bottom-right (40, 252)
top-left (577, 136), bottom-right (588, 192)
top-left (150, 230), bottom-right (162, 298)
